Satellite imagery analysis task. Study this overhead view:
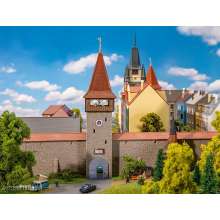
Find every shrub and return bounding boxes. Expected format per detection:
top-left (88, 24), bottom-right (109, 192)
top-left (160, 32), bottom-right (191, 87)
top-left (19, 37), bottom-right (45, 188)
top-left (142, 180), bottom-right (160, 194)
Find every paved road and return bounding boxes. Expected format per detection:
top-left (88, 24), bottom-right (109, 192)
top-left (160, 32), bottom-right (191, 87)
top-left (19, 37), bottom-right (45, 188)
top-left (45, 179), bottom-right (112, 194)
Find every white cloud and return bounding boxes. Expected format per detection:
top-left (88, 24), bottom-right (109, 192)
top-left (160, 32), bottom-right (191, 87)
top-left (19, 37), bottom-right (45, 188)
top-left (1, 89), bottom-right (36, 104)
top-left (177, 26), bottom-right (220, 45)
top-left (63, 53), bottom-right (123, 74)
top-left (168, 66), bottom-right (209, 81)
top-left (159, 80), bottom-right (176, 90)
top-left (189, 79), bottom-right (220, 92)
top-left (45, 86), bottom-right (84, 104)
top-left (0, 100), bottom-right (40, 117)
top-left (17, 80), bottom-right (60, 92)
top-left (189, 81), bottom-right (208, 91)
top-left (216, 49), bottom-right (220, 57)
top-left (110, 75), bottom-right (124, 87)
top-left (0, 65), bottom-right (16, 74)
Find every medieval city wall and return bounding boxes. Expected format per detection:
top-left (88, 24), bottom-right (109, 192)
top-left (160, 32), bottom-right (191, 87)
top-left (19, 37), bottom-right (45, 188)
top-left (117, 140), bottom-right (169, 174)
top-left (21, 141), bottom-right (86, 175)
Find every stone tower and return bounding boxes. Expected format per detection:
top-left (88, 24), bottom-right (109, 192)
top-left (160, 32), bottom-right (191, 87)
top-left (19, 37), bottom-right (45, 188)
top-left (83, 50), bottom-right (116, 179)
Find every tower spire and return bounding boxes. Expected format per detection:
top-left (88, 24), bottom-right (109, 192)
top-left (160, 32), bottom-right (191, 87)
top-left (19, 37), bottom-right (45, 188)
top-left (98, 36), bottom-right (102, 53)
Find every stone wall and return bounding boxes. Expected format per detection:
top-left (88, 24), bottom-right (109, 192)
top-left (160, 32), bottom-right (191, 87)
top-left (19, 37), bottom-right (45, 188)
top-left (117, 140), bottom-right (169, 174)
top-left (21, 141), bottom-right (86, 175)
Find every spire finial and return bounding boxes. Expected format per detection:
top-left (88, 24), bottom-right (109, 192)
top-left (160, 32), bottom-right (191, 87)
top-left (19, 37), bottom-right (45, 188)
top-left (149, 57), bottom-right (152, 66)
top-left (98, 36), bottom-right (102, 53)
top-left (133, 33), bottom-right (136, 47)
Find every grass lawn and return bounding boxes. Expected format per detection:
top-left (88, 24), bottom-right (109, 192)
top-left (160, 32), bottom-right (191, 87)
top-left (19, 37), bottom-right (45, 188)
top-left (100, 182), bottom-right (142, 194)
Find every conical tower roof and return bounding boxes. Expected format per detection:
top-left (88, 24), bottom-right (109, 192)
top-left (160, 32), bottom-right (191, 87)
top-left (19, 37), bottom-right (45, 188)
top-left (146, 64), bottom-right (161, 90)
top-left (84, 52), bottom-right (116, 99)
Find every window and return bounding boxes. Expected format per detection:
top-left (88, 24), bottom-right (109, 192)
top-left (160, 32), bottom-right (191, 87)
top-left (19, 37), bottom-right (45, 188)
top-left (93, 129), bottom-right (95, 133)
top-left (105, 140), bottom-right (107, 144)
top-left (105, 117), bottom-right (107, 122)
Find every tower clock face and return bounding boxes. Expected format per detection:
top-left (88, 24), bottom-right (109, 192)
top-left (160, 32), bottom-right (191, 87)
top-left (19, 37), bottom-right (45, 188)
top-left (90, 99), bottom-right (109, 106)
top-left (96, 120), bottom-right (103, 127)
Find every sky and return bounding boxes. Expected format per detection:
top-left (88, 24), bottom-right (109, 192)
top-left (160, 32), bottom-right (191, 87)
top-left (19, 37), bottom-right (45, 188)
top-left (0, 26), bottom-right (220, 117)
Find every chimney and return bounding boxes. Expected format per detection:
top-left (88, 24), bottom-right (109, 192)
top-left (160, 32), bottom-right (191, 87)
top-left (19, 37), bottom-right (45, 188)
top-left (140, 80), bottom-right (144, 90)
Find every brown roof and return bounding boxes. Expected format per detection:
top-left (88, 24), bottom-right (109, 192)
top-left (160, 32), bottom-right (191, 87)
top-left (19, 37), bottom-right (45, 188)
top-left (176, 132), bottom-right (218, 140)
top-left (24, 132), bottom-right (86, 142)
top-left (23, 131), bottom-right (218, 142)
top-left (84, 52), bottom-right (116, 99)
top-left (113, 132), bottom-right (170, 140)
top-left (42, 105), bottom-right (72, 117)
top-left (146, 65), bottom-right (161, 90)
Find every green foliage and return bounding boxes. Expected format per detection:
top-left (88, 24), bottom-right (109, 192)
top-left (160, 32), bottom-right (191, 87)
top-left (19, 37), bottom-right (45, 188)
top-left (142, 180), bottom-right (160, 194)
top-left (175, 120), bottom-right (193, 132)
top-left (112, 105), bottom-right (120, 133)
top-left (49, 169), bottom-right (83, 182)
top-left (159, 142), bottom-right (196, 193)
top-left (193, 164), bottom-right (201, 185)
top-left (153, 149), bottom-right (165, 181)
top-left (5, 165), bottom-right (30, 186)
top-left (140, 112), bottom-right (165, 132)
top-left (72, 108), bottom-right (83, 131)
top-left (121, 155), bottom-right (146, 178)
top-left (0, 111), bottom-right (36, 186)
top-left (212, 111), bottom-right (220, 132)
top-left (201, 153), bottom-right (218, 194)
top-left (100, 182), bottom-right (142, 194)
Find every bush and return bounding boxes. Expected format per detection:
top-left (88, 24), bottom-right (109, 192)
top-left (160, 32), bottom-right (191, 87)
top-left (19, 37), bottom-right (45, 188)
top-left (121, 155), bottom-right (146, 178)
top-left (49, 169), bottom-right (82, 181)
top-left (142, 180), bottom-right (160, 194)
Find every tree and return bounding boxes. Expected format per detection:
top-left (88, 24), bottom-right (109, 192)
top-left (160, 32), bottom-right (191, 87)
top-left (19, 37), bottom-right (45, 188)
top-left (153, 149), bottom-right (165, 181)
top-left (201, 153), bottom-right (218, 194)
top-left (175, 120), bottom-right (193, 132)
top-left (0, 111), bottom-right (36, 186)
top-left (72, 108), bottom-right (83, 131)
top-left (112, 105), bottom-right (120, 133)
top-left (193, 164), bottom-right (201, 185)
top-left (159, 142), bottom-right (196, 193)
top-left (140, 113), bottom-right (164, 132)
top-left (121, 155), bottom-right (146, 178)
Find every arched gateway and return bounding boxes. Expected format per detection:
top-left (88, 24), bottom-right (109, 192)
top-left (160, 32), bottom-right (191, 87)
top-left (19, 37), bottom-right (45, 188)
top-left (89, 158), bottom-right (109, 179)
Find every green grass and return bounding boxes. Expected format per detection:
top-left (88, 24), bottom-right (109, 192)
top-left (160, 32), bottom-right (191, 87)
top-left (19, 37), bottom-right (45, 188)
top-left (100, 182), bottom-right (142, 194)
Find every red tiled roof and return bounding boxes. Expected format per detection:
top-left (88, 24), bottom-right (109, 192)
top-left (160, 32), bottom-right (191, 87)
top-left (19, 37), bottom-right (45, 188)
top-left (84, 52), bottom-right (116, 99)
top-left (42, 105), bottom-right (72, 117)
top-left (24, 132), bottom-right (86, 142)
top-left (23, 132), bottom-right (218, 142)
top-left (113, 132), bottom-right (170, 140)
top-left (146, 65), bottom-right (161, 90)
top-left (176, 132), bottom-right (218, 140)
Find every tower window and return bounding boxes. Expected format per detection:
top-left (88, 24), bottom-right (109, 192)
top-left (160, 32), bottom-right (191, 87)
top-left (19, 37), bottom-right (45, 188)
top-left (105, 117), bottom-right (107, 122)
top-left (93, 129), bottom-right (95, 133)
top-left (105, 140), bottom-right (107, 144)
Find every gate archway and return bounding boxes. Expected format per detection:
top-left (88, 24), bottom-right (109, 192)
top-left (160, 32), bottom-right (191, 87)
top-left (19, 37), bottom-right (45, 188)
top-left (89, 158), bottom-right (109, 179)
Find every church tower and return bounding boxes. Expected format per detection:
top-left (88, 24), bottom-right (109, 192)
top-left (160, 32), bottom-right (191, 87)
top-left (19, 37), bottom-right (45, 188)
top-left (84, 40), bottom-right (116, 179)
top-left (124, 35), bottom-right (145, 85)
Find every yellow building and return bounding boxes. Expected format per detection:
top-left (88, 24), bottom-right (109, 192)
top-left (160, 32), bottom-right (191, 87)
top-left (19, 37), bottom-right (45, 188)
top-left (120, 41), bottom-right (180, 132)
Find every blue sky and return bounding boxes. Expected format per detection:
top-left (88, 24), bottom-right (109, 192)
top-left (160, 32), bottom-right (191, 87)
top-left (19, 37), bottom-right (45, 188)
top-left (0, 26), bottom-right (220, 117)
